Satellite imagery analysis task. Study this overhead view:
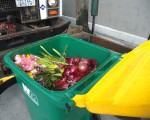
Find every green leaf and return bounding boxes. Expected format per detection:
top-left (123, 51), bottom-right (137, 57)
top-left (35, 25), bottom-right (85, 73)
top-left (51, 76), bottom-right (57, 81)
top-left (52, 48), bottom-right (62, 57)
top-left (37, 57), bottom-right (52, 66)
top-left (34, 45), bottom-right (69, 90)
top-left (54, 73), bottom-right (62, 77)
top-left (54, 67), bottom-right (61, 73)
top-left (62, 45), bottom-right (68, 58)
top-left (40, 46), bottom-right (52, 57)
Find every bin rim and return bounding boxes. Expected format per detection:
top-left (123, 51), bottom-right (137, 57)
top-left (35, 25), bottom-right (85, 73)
top-left (3, 34), bottom-right (121, 108)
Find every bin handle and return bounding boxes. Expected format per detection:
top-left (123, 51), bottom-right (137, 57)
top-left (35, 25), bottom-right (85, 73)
top-left (64, 71), bottom-right (104, 110)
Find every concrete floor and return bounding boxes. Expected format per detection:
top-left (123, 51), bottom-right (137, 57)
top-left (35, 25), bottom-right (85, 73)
top-left (0, 84), bottom-right (150, 120)
top-left (0, 84), bottom-right (30, 120)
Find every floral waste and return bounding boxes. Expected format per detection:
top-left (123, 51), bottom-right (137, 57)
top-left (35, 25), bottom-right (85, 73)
top-left (14, 46), bottom-right (98, 91)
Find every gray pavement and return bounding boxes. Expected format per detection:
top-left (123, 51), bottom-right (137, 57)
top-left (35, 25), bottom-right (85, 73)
top-left (0, 84), bottom-right (30, 120)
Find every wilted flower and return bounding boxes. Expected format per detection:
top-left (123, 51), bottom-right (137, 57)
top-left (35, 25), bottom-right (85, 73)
top-left (21, 57), bottom-right (35, 71)
top-left (31, 68), bottom-right (41, 75)
top-left (54, 77), bottom-right (70, 90)
top-left (29, 54), bottom-right (37, 61)
top-left (14, 54), bottom-right (22, 65)
top-left (14, 54), bottom-right (37, 72)
top-left (31, 69), bottom-right (38, 75)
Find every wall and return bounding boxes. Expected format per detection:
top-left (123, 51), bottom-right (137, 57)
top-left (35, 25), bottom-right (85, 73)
top-left (90, 0), bottom-right (150, 38)
top-left (62, 0), bottom-right (76, 18)
top-left (62, 0), bottom-right (150, 45)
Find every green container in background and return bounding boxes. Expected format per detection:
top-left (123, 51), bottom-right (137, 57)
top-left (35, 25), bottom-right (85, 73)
top-left (4, 34), bottom-right (121, 120)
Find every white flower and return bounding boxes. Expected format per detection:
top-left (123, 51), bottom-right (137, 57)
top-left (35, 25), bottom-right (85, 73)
top-left (14, 55), bottom-right (22, 65)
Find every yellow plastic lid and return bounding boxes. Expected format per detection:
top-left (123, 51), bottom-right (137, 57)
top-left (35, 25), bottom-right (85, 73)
top-left (72, 40), bottom-right (150, 118)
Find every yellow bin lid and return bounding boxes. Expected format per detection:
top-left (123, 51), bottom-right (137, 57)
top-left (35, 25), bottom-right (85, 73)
top-left (72, 40), bottom-right (150, 118)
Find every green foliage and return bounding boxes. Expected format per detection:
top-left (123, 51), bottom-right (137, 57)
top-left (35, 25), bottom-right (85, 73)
top-left (33, 46), bottom-right (67, 90)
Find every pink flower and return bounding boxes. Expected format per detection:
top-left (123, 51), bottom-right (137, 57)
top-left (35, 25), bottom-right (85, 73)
top-left (14, 55), bottom-right (22, 65)
top-left (21, 57), bottom-right (35, 71)
top-left (30, 54), bottom-right (37, 61)
top-left (14, 54), bottom-right (37, 71)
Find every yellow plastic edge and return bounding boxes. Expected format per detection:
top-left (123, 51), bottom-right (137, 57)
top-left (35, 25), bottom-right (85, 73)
top-left (72, 40), bottom-right (150, 118)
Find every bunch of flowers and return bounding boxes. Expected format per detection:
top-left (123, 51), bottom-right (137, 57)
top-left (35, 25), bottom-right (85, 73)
top-left (14, 54), bottom-right (37, 72)
top-left (14, 46), bottom-right (98, 91)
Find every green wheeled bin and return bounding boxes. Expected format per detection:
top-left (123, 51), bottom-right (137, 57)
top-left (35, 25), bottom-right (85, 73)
top-left (4, 34), bottom-right (121, 120)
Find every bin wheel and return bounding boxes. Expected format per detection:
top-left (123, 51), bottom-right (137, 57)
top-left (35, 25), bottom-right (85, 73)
top-left (92, 114), bottom-right (101, 120)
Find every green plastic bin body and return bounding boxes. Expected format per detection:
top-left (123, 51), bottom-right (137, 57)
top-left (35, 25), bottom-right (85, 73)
top-left (4, 34), bottom-right (121, 120)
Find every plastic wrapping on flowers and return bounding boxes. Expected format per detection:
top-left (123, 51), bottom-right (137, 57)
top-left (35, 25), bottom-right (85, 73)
top-left (14, 46), bottom-right (98, 91)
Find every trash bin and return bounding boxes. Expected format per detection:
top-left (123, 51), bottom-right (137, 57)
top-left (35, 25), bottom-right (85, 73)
top-left (4, 34), bottom-right (121, 120)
